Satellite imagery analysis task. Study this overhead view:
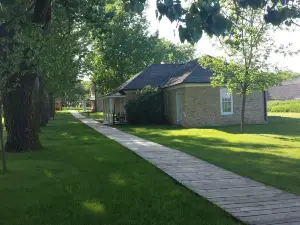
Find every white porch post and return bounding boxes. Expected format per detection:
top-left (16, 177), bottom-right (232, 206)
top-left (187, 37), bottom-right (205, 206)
top-left (103, 100), bottom-right (106, 122)
top-left (104, 99), bottom-right (108, 123)
top-left (109, 98), bottom-right (113, 124)
top-left (83, 99), bottom-right (86, 112)
top-left (123, 98), bottom-right (126, 121)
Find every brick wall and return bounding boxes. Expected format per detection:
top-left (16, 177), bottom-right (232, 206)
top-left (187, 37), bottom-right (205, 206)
top-left (182, 86), bottom-right (266, 127)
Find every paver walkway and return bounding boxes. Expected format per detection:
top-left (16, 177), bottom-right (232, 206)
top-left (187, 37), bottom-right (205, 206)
top-left (71, 111), bottom-right (300, 225)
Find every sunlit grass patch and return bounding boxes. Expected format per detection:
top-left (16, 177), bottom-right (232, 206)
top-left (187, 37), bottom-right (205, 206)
top-left (118, 113), bottom-right (300, 196)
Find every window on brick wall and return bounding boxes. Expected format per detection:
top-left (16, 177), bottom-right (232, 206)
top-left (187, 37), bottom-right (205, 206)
top-left (220, 88), bottom-right (233, 115)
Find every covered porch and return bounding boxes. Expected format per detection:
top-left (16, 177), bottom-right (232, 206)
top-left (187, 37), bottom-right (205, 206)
top-left (102, 93), bottom-right (127, 125)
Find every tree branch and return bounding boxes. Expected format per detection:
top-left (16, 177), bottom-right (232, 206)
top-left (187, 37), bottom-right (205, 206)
top-left (291, 20), bottom-right (300, 28)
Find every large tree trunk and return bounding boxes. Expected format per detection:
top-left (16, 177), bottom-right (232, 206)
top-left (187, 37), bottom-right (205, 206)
top-left (38, 76), bottom-right (50, 126)
top-left (32, 76), bottom-right (41, 133)
top-left (41, 90), bottom-right (50, 126)
top-left (3, 73), bottom-right (41, 152)
top-left (240, 91), bottom-right (247, 133)
top-left (49, 92), bottom-right (55, 120)
top-left (0, 99), bottom-right (6, 171)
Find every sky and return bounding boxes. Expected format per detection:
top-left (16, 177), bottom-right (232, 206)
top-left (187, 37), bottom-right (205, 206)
top-left (145, 1), bottom-right (300, 73)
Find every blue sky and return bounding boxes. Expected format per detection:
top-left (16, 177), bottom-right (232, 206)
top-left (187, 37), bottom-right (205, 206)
top-left (145, 1), bottom-right (300, 73)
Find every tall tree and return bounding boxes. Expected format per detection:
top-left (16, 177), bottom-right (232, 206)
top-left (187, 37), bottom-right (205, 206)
top-left (155, 39), bottom-right (196, 64)
top-left (1, 0), bottom-right (298, 151)
top-left (0, 97), bottom-right (6, 172)
top-left (86, 3), bottom-right (161, 93)
top-left (86, 2), bottom-right (196, 94)
top-left (199, 3), bottom-right (289, 133)
top-left (0, 0), bottom-right (107, 151)
top-left (126, 0), bottom-right (300, 44)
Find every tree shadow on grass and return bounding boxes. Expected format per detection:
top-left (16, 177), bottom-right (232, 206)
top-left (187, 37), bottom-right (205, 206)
top-left (16, 114), bottom-right (242, 225)
top-left (215, 116), bottom-right (300, 137)
top-left (119, 126), bottom-right (300, 196)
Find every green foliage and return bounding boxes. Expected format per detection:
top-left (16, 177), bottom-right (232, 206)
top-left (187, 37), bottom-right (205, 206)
top-left (85, 3), bottom-right (160, 94)
top-left (86, 3), bottom-right (196, 94)
top-left (156, 39), bottom-right (196, 64)
top-left (268, 100), bottom-right (300, 112)
top-left (125, 86), bottom-right (166, 125)
top-left (199, 4), bottom-right (291, 132)
top-left (199, 6), bottom-right (290, 95)
top-left (124, 0), bottom-right (300, 44)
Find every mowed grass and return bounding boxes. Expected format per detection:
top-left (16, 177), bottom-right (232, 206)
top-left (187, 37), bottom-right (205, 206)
top-left (0, 112), bottom-right (241, 225)
top-left (268, 100), bottom-right (300, 112)
top-left (81, 111), bottom-right (104, 121)
top-left (118, 113), bottom-right (300, 196)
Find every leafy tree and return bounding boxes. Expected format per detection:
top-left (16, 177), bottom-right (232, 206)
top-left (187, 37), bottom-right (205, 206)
top-left (275, 70), bottom-right (300, 82)
top-left (125, 0), bottom-right (300, 44)
top-left (1, 0), bottom-right (298, 152)
top-left (155, 38), bottom-right (196, 63)
top-left (0, 96), bottom-right (6, 172)
top-left (199, 3), bottom-right (289, 133)
top-left (0, 0), bottom-right (109, 152)
top-left (60, 81), bottom-right (90, 106)
top-left (86, 2), bottom-right (196, 94)
top-left (86, 2), bottom-right (162, 94)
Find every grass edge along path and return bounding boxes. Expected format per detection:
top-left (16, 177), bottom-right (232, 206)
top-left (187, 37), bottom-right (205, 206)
top-left (0, 111), bottom-right (242, 225)
top-left (117, 113), bottom-right (300, 197)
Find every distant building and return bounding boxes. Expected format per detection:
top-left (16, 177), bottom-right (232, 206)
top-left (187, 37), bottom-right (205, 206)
top-left (101, 59), bottom-right (267, 127)
top-left (87, 84), bottom-right (103, 112)
top-left (55, 99), bottom-right (62, 111)
top-left (268, 78), bottom-right (300, 100)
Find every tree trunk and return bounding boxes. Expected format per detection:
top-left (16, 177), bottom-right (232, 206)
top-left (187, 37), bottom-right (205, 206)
top-left (240, 91), bottom-right (247, 133)
top-left (0, 100), bottom-right (6, 171)
top-left (41, 90), bottom-right (50, 125)
top-left (3, 73), bottom-right (41, 152)
top-left (32, 76), bottom-right (41, 133)
top-left (49, 92), bottom-right (55, 120)
top-left (38, 76), bottom-right (50, 126)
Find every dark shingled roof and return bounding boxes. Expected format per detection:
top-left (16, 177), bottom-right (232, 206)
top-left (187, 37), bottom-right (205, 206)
top-left (161, 60), bottom-right (198, 88)
top-left (118, 59), bottom-right (214, 92)
top-left (119, 64), bottom-right (181, 91)
top-left (268, 78), bottom-right (300, 100)
top-left (161, 59), bottom-right (213, 88)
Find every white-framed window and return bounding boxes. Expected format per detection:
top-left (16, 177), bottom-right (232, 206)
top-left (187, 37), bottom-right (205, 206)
top-left (164, 91), bottom-right (168, 115)
top-left (220, 88), bottom-right (233, 115)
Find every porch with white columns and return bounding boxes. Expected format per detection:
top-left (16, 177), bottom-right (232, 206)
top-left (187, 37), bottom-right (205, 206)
top-left (102, 93), bottom-right (126, 125)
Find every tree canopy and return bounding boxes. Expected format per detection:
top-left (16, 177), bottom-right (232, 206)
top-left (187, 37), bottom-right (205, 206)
top-left (125, 0), bottom-right (300, 44)
top-left (0, 0), bottom-right (299, 153)
top-left (85, 2), bottom-right (196, 94)
top-left (199, 2), bottom-right (292, 132)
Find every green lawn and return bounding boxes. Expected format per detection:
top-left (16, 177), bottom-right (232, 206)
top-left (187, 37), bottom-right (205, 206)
top-left (0, 112), bottom-right (241, 225)
top-left (268, 100), bottom-right (300, 112)
top-left (81, 111), bottom-right (104, 121)
top-left (117, 113), bottom-right (300, 196)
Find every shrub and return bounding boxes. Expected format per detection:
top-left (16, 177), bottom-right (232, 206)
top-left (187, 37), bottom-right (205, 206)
top-left (268, 100), bottom-right (300, 112)
top-left (125, 86), bottom-right (166, 125)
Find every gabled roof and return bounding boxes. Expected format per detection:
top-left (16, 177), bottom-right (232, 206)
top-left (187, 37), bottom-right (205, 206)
top-left (161, 59), bottom-right (213, 88)
top-left (117, 59), bottom-right (214, 92)
top-left (161, 60), bottom-right (198, 88)
top-left (119, 64), bottom-right (181, 91)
